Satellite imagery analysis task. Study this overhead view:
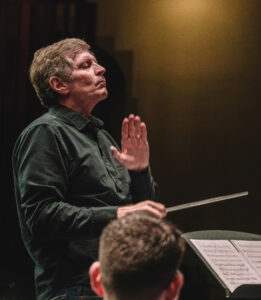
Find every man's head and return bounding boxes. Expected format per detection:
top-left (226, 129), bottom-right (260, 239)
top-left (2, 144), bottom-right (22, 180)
top-left (30, 38), bottom-right (107, 111)
top-left (89, 212), bottom-right (185, 300)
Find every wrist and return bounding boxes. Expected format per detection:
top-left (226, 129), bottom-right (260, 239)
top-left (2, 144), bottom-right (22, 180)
top-left (117, 206), bottom-right (124, 218)
top-left (117, 205), bottom-right (132, 218)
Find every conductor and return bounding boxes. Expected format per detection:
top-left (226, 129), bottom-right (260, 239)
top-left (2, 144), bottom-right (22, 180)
top-left (12, 38), bottom-right (166, 299)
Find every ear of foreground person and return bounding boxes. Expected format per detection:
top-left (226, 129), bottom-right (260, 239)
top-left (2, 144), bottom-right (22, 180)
top-left (89, 211), bottom-right (185, 300)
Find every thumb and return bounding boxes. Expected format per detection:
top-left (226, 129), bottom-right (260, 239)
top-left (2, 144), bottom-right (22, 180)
top-left (110, 146), bottom-right (122, 162)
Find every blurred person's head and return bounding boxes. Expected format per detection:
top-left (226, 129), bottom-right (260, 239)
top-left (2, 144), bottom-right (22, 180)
top-left (89, 212), bottom-right (185, 300)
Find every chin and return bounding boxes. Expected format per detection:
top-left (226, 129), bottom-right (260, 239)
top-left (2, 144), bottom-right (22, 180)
top-left (99, 90), bottom-right (108, 101)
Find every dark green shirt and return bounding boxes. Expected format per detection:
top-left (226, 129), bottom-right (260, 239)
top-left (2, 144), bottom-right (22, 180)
top-left (12, 104), bottom-right (158, 300)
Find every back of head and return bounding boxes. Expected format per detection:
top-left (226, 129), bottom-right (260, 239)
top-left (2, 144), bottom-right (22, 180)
top-left (29, 38), bottom-right (90, 107)
top-left (99, 212), bottom-right (185, 300)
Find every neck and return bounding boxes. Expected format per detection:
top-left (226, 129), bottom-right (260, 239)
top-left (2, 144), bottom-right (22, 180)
top-left (59, 98), bottom-right (95, 117)
top-left (103, 291), bottom-right (166, 300)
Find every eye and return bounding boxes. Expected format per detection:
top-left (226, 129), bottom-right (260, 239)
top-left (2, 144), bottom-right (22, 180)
top-left (79, 60), bottom-right (92, 68)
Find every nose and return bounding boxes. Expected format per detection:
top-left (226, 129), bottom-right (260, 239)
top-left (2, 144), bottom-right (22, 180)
top-left (95, 62), bottom-right (106, 75)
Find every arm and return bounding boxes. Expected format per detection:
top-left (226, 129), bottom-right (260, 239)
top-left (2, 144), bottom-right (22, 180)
top-left (13, 124), bottom-right (116, 240)
top-left (111, 115), bottom-right (158, 201)
top-left (129, 166), bottom-right (159, 202)
top-left (110, 115), bottom-right (165, 218)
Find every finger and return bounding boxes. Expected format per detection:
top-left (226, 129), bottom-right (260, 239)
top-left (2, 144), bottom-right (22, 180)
top-left (117, 204), bottom-right (165, 219)
top-left (140, 200), bottom-right (167, 216)
top-left (134, 116), bottom-right (141, 138)
top-left (144, 206), bottom-right (166, 218)
top-left (122, 118), bottom-right (128, 141)
top-left (128, 114), bottom-right (135, 138)
top-left (133, 204), bottom-right (165, 218)
top-left (110, 146), bottom-right (123, 163)
top-left (140, 122), bottom-right (148, 141)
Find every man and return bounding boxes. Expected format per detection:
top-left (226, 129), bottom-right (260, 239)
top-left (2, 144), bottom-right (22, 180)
top-left (89, 212), bottom-right (185, 300)
top-left (12, 38), bottom-right (166, 300)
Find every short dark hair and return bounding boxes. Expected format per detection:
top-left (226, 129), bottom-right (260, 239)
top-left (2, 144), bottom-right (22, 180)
top-left (99, 212), bottom-right (185, 300)
top-left (29, 38), bottom-right (90, 107)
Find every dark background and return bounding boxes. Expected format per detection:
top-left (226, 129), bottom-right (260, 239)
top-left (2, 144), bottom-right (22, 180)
top-left (1, 0), bottom-right (261, 299)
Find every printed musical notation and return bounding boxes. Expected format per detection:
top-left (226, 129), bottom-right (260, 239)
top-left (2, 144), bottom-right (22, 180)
top-left (190, 239), bottom-right (261, 292)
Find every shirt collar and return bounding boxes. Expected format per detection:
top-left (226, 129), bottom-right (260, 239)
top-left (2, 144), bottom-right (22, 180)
top-left (48, 104), bottom-right (104, 130)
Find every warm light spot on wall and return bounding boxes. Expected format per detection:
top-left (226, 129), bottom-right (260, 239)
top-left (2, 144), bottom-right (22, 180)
top-left (175, 0), bottom-right (209, 14)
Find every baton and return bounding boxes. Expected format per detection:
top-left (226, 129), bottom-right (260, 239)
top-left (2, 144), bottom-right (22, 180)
top-left (166, 191), bottom-right (248, 213)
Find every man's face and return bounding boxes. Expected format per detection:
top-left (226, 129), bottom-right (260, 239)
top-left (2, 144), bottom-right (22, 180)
top-left (66, 51), bottom-right (108, 110)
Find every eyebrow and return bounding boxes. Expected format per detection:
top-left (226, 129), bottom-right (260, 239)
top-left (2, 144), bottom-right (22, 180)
top-left (76, 53), bottom-right (98, 66)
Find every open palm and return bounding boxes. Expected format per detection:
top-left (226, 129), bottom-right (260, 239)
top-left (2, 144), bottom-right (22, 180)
top-left (110, 114), bottom-right (149, 171)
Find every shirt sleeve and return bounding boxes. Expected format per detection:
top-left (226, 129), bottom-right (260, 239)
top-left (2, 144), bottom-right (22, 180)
top-left (12, 124), bottom-right (117, 240)
top-left (129, 167), bottom-right (159, 203)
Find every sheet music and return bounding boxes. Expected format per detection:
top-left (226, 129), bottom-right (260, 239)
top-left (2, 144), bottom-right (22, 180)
top-left (232, 240), bottom-right (261, 278)
top-left (190, 239), bottom-right (261, 292)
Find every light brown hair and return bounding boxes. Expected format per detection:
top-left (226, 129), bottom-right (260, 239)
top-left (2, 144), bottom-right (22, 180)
top-left (29, 38), bottom-right (90, 107)
top-left (99, 212), bottom-right (185, 300)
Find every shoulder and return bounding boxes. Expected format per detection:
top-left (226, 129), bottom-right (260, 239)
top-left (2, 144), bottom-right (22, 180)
top-left (12, 113), bottom-right (72, 165)
top-left (20, 112), bottom-right (67, 137)
top-left (14, 113), bottom-right (66, 153)
top-left (28, 112), bottom-right (64, 129)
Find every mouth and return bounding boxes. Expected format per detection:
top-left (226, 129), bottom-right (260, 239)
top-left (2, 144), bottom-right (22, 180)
top-left (96, 79), bottom-right (106, 87)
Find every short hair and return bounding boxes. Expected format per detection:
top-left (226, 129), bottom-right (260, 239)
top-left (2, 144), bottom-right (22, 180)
top-left (99, 212), bottom-right (185, 300)
top-left (29, 38), bottom-right (90, 107)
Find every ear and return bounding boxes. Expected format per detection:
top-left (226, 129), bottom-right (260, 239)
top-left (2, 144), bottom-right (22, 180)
top-left (89, 261), bottom-right (104, 297)
top-left (165, 272), bottom-right (184, 300)
top-left (49, 76), bottom-right (69, 95)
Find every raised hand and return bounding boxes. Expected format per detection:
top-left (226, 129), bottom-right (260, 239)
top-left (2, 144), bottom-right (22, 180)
top-left (110, 114), bottom-right (149, 172)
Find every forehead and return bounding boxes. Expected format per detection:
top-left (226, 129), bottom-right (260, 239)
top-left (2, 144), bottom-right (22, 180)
top-left (72, 51), bottom-right (97, 65)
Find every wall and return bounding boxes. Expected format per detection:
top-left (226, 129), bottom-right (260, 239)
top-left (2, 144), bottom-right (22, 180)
top-left (96, 0), bottom-right (261, 234)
